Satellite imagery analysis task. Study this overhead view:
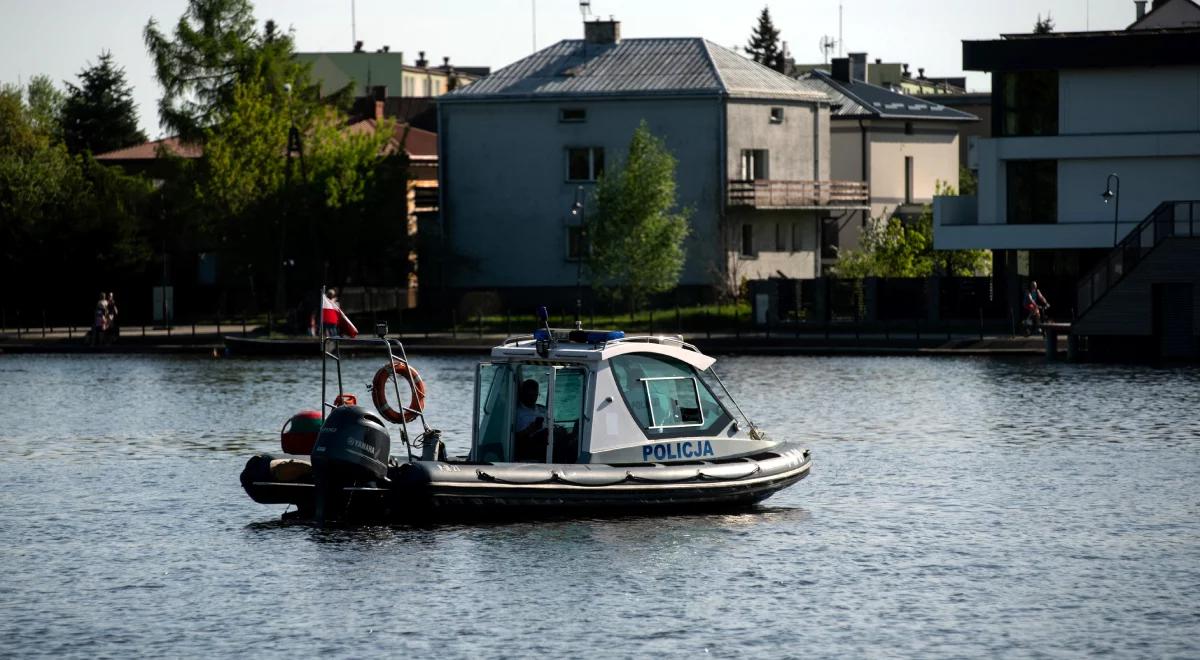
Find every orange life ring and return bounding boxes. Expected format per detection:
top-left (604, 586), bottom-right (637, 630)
top-left (371, 359), bottom-right (426, 424)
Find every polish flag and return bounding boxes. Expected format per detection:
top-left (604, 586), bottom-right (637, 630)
top-left (321, 296), bottom-right (359, 338)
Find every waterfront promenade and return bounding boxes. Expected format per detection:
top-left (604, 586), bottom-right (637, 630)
top-left (0, 324), bottom-right (1063, 357)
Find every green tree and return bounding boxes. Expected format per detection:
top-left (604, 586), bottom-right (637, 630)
top-left (588, 121), bottom-right (692, 309)
top-left (62, 52), bottom-right (147, 155)
top-left (25, 75), bottom-right (64, 140)
top-left (201, 74), bottom-right (401, 301)
top-left (144, 0), bottom-right (305, 141)
top-left (745, 7), bottom-right (786, 73)
top-left (1034, 12), bottom-right (1055, 34)
top-left (0, 82), bottom-right (153, 313)
top-left (832, 183), bottom-right (990, 278)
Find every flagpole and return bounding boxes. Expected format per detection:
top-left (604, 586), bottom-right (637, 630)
top-left (319, 284), bottom-right (326, 420)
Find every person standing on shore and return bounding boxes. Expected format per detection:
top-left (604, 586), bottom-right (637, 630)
top-left (92, 293), bottom-right (108, 346)
top-left (105, 292), bottom-right (119, 343)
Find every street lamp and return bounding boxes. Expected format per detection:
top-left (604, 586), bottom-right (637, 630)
top-left (570, 186), bottom-right (586, 328)
top-left (1101, 173), bottom-right (1120, 246)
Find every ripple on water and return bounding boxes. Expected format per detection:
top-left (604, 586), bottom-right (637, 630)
top-left (0, 354), bottom-right (1198, 657)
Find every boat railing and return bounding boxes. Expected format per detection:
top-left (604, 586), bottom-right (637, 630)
top-left (499, 332), bottom-right (702, 355)
top-left (320, 333), bottom-right (428, 463)
top-left (604, 335), bottom-right (703, 354)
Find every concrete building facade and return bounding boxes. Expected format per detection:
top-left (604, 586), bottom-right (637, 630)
top-left (436, 19), bottom-right (867, 310)
top-left (801, 60), bottom-right (977, 267)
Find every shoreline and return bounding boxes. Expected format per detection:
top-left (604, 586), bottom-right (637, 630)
top-left (0, 333), bottom-right (1063, 357)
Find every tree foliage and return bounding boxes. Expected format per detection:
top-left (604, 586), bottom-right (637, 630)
top-left (0, 83), bottom-right (154, 314)
top-left (588, 121), bottom-right (692, 309)
top-left (832, 183), bottom-right (991, 278)
top-left (62, 52), bottom-right (147, 155)
top-left (144, 0), bottom-right (306, 141)
top-left (745, 7), bottom-right (787, 73)
top-left (1033, 12), bottom-right (1055, 34)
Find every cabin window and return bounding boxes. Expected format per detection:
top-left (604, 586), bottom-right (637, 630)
top-left (560, 108), bottom-right (587, 122)
top-left (473, 363), bottom-right (514, 462)
top-left (610, 354), bottom-right (731, 437)
top-left (567, 147), bottom-right (604, 181)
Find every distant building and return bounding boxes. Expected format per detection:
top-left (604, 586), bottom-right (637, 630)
top-left (294, 49), bottom-right (488, 130)
top-left (800, 57), bottom-right (977, 267)
top-left (436, 18), bottom-right (869, 310)
top-left (934, 4), bottom-right (1200, 357)
top-left (790, 53), bottom-right (967, 96)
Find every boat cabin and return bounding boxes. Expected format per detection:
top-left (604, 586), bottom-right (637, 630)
top-left (471, 332), bottom-right (774, 465)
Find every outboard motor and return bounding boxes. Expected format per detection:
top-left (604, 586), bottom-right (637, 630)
top-left (310, 405), bottom-right (391, 521)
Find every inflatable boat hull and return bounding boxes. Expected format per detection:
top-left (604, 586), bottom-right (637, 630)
top-left (241, 444), bottom-right (811, 521)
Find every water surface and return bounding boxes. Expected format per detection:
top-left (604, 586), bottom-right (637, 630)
top-left (1, 353), bottom-right (1198, 657)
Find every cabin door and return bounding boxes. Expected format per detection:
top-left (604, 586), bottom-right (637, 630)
top-left (473, 363), bottom-right (513, 462)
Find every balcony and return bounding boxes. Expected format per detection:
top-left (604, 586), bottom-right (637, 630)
top-left (727, 179), bottom-right (869, 210)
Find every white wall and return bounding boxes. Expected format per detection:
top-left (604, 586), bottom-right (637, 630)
top-left (725, 100), bottom-right (827, 180)
top-left (727, 211), bottom-right (820, 280)
top-left (1060, 66), bottom-right (1200, 135)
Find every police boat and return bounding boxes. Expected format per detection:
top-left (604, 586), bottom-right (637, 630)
top-left (240, 314), bottom-right (812, 521)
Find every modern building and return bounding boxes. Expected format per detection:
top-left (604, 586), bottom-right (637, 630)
top-left (934, 4), bottom-right (1200, 357)
top-left (436, 18), bottom-right (868, 311)
top-left (799, 56), bottom-right (977, 266)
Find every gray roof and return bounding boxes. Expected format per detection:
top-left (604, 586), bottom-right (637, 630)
top-left (440, 38), bottom-right (827, 103)
top-left (802, 69), bottom-right (978, 122)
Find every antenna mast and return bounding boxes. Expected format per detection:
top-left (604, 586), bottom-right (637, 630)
top-left (580, 0), bottom-right (592, 18)
top-left (351, 0), bottom-right (357, 49)
top-left (532, 0), bottom-right (536, 52)
top-left (838, 2), bottom-right (844, 57)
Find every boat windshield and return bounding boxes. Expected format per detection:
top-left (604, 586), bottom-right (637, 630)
top-left (610, 353), bottom-right (731, 437)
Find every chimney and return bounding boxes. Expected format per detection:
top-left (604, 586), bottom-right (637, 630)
top-left (382, 45), bottom-right (390, 53)
top-left (1134, 0), bottom-right (1148, 20)
top-left (831, 57), bottom-right (851, 83)
top-left (416, 50), bottom-right (428, 67)
top-left (902, 63), bottom-right (910, 76)
top-left (584, 17), bottom-right (621, 45)
top-left (917, 67), bottom-right (926, 79)
top-left (353, 40), bottom-right (364, 53)
top-left (848, 52), bottom-right (867, 82)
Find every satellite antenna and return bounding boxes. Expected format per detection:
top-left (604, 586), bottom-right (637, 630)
top-left (818, 35), bottom-right (838, 63)
top-left (580, 0), bottom-right (591, 17)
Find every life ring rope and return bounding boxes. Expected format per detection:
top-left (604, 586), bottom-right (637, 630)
top-left (371, 359), bottom-right (426, 425)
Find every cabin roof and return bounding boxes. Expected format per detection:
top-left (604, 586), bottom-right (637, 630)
top-left (491, 335), bottom-right (716, 371)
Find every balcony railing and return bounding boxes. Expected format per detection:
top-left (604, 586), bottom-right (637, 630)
top-left (1076, 200), bottom-right (1200, 319)
top-left (727, 179), bottom-right (869, 209)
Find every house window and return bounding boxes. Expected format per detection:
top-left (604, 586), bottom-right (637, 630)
top-left (560, 108), bottom-right (587, 123)
top-left (566, 147), bottom-right (604, 181)
top-left (403, 77), bottom-right (414, 96)
top-left (432, 79), bottom-right (441, 95)
top-left (770, 107), bottom-right (784, 123)
top-left (566, 225), bottom-right (586, 260)
top-left (775, 223), bottom-right (786, 251)
top-left (791, 222), bottom-right (802, 253)
top-left (740, 149), bottom-right (769, 180)
top-left (821, 217), bottom-right (840, 260)
top-left (1006, 160), bottom-right (1057, 224)
top-left (998, 70), bottom-right (1058, 137)
top-left (904, 156), bottom-right (914, 204)
top-left (422, 78), bottom-right (430, 96)
top-left (904, 121), bottom-right (914, 135)
top-left (741, 223), bottom-right (755, 257)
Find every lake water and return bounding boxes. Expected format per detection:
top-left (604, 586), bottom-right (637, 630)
top-left (1, 353), bottom-right (1198, 657)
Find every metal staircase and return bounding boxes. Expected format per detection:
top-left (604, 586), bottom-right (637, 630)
top-left (1076, 200), bottom-right (1200, 320)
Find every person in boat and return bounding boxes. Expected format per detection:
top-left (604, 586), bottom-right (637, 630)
top-left (514, 379), bottom-right (548, 460)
